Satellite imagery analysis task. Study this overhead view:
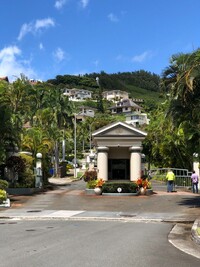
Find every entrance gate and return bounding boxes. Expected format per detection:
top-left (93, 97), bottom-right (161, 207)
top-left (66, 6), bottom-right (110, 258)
top-left (150, 168), bottom-right (192, 187)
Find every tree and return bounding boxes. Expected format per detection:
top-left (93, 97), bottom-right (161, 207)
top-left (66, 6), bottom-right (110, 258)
top-left (0, 81), bottom-right (23, 162)
top-left (162, 49), bottom-right (200, 159)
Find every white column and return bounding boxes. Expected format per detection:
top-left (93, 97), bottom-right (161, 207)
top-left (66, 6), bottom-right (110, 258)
top-left (129, 146), bottom-right (142, 181)
top-left (97, 147), bottom-right (109, 181)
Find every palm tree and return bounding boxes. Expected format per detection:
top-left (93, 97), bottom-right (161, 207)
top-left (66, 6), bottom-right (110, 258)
top-left (161, 49), bottom-right (200, 165)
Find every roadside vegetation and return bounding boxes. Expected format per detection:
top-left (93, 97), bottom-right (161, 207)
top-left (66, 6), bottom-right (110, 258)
top-left (1, 48), bottom-right (200, 187)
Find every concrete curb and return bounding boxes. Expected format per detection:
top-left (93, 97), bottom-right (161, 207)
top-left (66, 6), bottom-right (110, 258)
top-left (168, 223), bottom-right (200, 259)
top-left (191, 219), bottom-right (200, 245)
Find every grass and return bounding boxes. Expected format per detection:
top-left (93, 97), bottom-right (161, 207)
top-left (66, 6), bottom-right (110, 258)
top-left (197, 227), bottom-right (200, 236)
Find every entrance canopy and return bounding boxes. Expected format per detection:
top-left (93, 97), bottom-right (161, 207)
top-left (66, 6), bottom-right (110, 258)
top-left (92, 121), bottom-right (147, 181)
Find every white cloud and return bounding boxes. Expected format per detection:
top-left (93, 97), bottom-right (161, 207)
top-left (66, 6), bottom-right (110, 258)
top-left (131, 51), bottom-right (152, 63)
top-left (17, 23), bottom-right (33, 41)
top-left (108, 13), bottom-right (119, 22)
top-left (80, 0), bottom-right (89, 8)
top-left (17, 18), bottom-right (55, 41)
top-left (39, 43), bottom-right (44, 50)
top-left (53, 47), bottom-right (66, 62)
top-left (0, 45), bottom-right (36, 81)
top-left (55, 0), bottom-right (66, 10)
top-left (35, 18), bottom-right (55, 30)
top-left (93, 60), bottom-right (99, 67)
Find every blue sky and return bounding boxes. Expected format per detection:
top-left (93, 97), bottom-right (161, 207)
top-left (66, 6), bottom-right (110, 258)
top-left (1, 0), bottom-right (200, 82)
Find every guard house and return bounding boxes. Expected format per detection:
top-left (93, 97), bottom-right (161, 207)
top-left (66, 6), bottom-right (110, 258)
top-left (92, 121), bottom-right (147, 181)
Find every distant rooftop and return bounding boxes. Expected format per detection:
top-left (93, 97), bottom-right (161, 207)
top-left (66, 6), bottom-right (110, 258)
top-left (0, 76), bottom-right (9, 82)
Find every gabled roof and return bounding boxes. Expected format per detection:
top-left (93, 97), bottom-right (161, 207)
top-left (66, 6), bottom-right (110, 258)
top-left (108, 98), bottom-right (142, 110)
top-left (92, 121), bottom-right (147, 137)
top-left (79, 105), bottom-right (97, 110)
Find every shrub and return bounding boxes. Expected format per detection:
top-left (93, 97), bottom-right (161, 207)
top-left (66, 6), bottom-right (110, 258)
top-left (67, 163), bottom-right (73, 170)
top-left (15, 168), bottom-right (35, 188)
top-left (6, 156), bottom-right (26, 173)
top-left (0, 179), bottom-right (8, 190)
top-left (86, 180), bottom-right (97, 189)
top-left (7, 155), bottom-right (35, 188)
top-left (0, 189), bottom-right (7, 203)
top-left (102, 182), bottom-right (138, 193)
top-left (83, 170), bottom-right (97, 182)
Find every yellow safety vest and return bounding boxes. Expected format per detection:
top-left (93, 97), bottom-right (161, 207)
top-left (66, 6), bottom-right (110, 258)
top-left (166, 171), bottom-right (175, 181)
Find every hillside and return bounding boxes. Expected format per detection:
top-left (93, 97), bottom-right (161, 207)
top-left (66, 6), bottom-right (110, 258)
top-left (47, 70), bottom-right (164, 110)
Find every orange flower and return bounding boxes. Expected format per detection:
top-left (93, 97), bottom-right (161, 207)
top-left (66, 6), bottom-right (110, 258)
top-left (96, 178), bottom-right (105, 187)
top-left (136, 178), bottom-right (151, 189)
top-left (136, 178), bottom-right (143, 187)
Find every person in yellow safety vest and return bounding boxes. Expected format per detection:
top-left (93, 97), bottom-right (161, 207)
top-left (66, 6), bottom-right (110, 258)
top-left (166, 169), bottom-right (175, 192)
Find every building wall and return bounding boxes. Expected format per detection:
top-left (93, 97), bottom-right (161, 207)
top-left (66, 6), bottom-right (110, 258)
top-left (108, 147), bottom-right (129, 159)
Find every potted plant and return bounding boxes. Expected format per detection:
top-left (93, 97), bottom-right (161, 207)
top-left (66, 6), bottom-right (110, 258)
top-left (94, 178), bottom-right (105, 195)
top-left (83, 169), bottom-right (98, 195)
top-left (0, 179), bottom-right (9, 206)
top-left (136, 177), bottom-right (152, 195)
top-left (0, 189), bottom-right (7, 204)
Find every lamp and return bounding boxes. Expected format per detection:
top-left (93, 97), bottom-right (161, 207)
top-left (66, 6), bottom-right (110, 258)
top-left (74, 112), bottom-right (81, 178)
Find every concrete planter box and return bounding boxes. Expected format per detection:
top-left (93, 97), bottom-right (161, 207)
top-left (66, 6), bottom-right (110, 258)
top-left (145, 189), bottom-right (153, 195)
top-left (85, 188), bottom-right (95, 195)
top-left (6, 188), bottom-right (41, 196)
top-left (102, 192), bottom-right (139, 196)
top-left (0, 198), bottom-right (10, 208)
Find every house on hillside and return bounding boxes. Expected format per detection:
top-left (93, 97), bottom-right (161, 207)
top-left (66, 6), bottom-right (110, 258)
top-left (125, 112), bottom-right (150, 127)
top-left (0, 76), bottom-right (9, 82)
top-left (132, 98), bottom-right (144, 104)
top-left (108, 98), bottom-right (142, 115)
top-left (76, 106), bottom-right (97, 121)
top-left (103, 90), bottom-right (129, 102)
top-left (29, 79), bottom-right (42, 85)
top-left (63, 88), bottom-right (92, 101)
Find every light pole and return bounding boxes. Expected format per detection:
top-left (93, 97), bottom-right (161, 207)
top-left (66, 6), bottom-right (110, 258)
top-left (89, 121), bottom-right (99, 152)
top-left (89, 122), bottom-right (94, 152)
top-left (35, 152), bottom-right (42, 188)
top-left (74, 112), bottom-right (81, 178)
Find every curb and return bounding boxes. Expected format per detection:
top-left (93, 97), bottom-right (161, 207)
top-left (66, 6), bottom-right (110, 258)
top-left (191, 219), bottom-right (200, 245)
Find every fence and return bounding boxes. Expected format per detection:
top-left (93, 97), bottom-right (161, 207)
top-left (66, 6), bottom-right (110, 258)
top-left (150, 168), bottom-right (192, 187)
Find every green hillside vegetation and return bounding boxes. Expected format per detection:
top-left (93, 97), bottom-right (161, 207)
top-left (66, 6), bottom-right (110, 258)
top-left (47, 70), bottom-right (163, 110)
top-left (125, 84), bottom-right (162, 102)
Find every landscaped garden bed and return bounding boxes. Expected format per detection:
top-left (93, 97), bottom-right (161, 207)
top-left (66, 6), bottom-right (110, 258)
top-left (102, 182), bottom-right (138, 196)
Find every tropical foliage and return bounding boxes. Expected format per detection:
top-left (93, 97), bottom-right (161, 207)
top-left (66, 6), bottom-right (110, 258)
top-left (144, 49), bottom-right (200, 170)
top-left (1, 50), bottom-right (200, 184)
top-left (0, 189), bottom-right (7, 203)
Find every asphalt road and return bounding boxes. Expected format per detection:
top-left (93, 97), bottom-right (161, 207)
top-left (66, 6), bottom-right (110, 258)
top-left (0, 179), bottom-right (200, 264)
top-left (0, 220), bottom-right (199, 267)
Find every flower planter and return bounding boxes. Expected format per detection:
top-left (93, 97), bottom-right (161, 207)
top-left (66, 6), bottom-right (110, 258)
top-left (0, 198), bottom-right (10, 208)
top-left (145, 189), bottom-right (153, 195)
top-left (139, 188), bottom-right (153, 195)
top-left (140, 187), bottom-right (146, 195)
top-left (94, 187), bottom-right (102, 195)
